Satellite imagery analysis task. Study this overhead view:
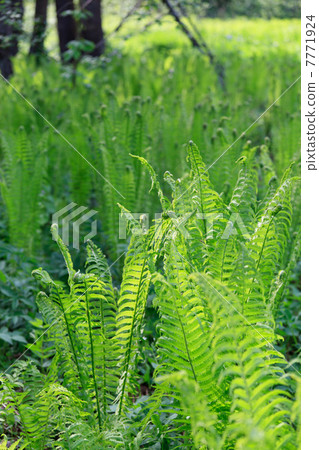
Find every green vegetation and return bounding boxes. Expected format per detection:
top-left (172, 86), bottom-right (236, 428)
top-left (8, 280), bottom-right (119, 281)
top-left (0, 17), bottom-right (300, 449)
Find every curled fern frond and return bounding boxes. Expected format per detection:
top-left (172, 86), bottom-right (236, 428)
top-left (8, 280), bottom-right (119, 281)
top-left (130, 153), bottom-right (170, 210)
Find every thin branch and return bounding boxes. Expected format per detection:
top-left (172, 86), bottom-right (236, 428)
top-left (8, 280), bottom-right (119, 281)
top-left (161, 0), bottom-right (206, 55)
top-left (109, 0), bottom-right (143, 37)
top-left (175, 0), bottom-right (214, 62)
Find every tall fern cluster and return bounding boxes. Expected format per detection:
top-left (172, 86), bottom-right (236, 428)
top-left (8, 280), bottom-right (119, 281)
top-left (0, 143), bottom-right (300, 448)
top-left (0, 128), bottom-right (47, 252)
top-left (0, 34), bottom-right (300, 256)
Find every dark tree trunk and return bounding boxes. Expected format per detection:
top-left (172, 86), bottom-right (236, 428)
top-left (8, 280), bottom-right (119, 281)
top-left (0, 0), bottom-right (24, 78)
top-left (55, 0), bottom-right (76, 59)
top-left (80, 0), bottom-right (104, 56)
top-left (29, 0), bottom-right (48, 56)
top-left (0, 57), bottom-right (13, 78)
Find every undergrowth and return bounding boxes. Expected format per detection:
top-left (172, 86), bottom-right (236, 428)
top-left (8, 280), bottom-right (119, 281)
top-left (0, 23), bottom-right (300, 257)
top-left (0, 143), bottom-right (300, 449)
top-left (0, 19), bottom-right (301, 449)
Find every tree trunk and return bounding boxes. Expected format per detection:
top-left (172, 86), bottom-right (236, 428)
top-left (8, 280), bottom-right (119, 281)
top-left (80, 0), bottom-right (104, 56)
top-left (0, 0), bottom-right (24, 78)
top-left (55, 0), bottom-right (77, 59)
top-left (0, 58), bottom-right (13, 78)
top-left (29, 0), bottom-right (48, 56)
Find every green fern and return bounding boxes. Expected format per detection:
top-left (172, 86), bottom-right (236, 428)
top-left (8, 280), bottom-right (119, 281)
top-left (0, 129), bottom-right (47, 253)
top-left (0, 142), bottom-right (300, 449)
top-left (115, 230), bottom-right (151, 415)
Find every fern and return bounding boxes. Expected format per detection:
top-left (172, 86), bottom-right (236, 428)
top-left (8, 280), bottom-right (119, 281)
top-left (115, 230), bottom-right (151, 415)
top-left (140, 144), bottom-right (300, 447)
top-left (0, 142), bottom-right (300, 449)
top-left (0, 436), bottom-right (26, 449)
top-left (0, 129), bottom-right (47, 253)
top-left (33, 227), bottom-right (120, 430)
top-left (161, 371), bottom-right (222, 449)
top-left (193, 274), bottom-right (298, 449)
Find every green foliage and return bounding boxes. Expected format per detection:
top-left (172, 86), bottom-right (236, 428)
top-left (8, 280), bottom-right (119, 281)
top-left (0, 241), bottom-right (39, 369)
top-left (0, 18), bottom-right (300, 258)
top-left (115, 231), bottom-right (151, 416)
top-left (0, 222), bottom-right (150, 447)
top-left (141, 144), bottom-right (300, 447)
top-left (0, 16), bottom-right (300, 449)
top-left (204, 0), bottom-right (300, 19)
top-left (0, 434), bottom-right (26, 449)
top-left (0, 129), bottom-right (47, 253)
top-left (0, 145), bottom-right (300, 448)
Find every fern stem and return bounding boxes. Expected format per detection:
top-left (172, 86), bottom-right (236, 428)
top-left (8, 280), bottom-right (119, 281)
top-left (173, 259), bottom-right (198, 383)
top-left (190, 143), bottom-right (207, 237)
top-left (220, 238), bottom-right (230, 283)
top-left (100, 292), bottom-right (107, 418)
top-left (84, 281), bottom-right (102, 431)
top-left (248, 216), bottom-right (274, 301)
top-left (58, 290), bottom-right (91, 410)
top-left (256, 217), bottom-right (274, 275)
top-left (118, 256), bottom-right (147, 416)
top-left (40, 404), bottom-right (51, 450)
top-left (173, 290), bottom-right (198, 383)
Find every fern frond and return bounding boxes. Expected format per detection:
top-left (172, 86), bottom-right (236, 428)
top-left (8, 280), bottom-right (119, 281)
top-left (130, 153), bottom-right (170, 210)
top-left (51, 224), bottom-right (76, 286)
top-left (152, 243), bottom-right (228, 412)
top-left (228, 153), bottom-right (258, 233)
top-left (187, 141), bottom-right (226, 237)
top-left (0, 131), bottom-right (47, 252)
top-left (33, 239), bottom-right (120, 427)
top-left (123, 165), bottom-right (136, 211)
top-left (115, 233), bottom-right (151, 415)
top-left (160, 371), bottom-right (222, 450)
top-left (0, 436), bottom-right (25, 449)
top-left (248, 176), bottom-right (299, 295)
top-left (192, 273), bottom-right (297, 449)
